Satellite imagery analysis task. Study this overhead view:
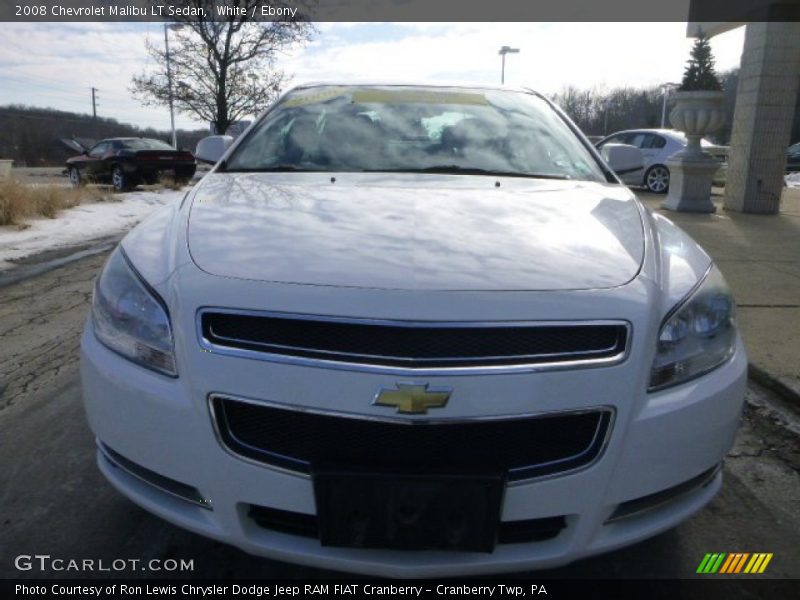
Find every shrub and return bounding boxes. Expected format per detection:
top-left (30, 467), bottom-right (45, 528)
top-left (0, 180), bottom-right (109, 226)
top-left (679, 34), bottom-right (722, 92)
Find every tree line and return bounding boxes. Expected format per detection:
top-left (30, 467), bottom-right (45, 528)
top-left (0, 105), bottom-right (209, 167)
top-left (551, 69), bottom-right (800, 145)
top-left (3, 66), bottom-right (798, 167)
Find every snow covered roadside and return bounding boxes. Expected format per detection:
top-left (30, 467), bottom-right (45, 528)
top-left (787, 173), bottom-right (800, 188)
top-left (0, 188), bottom-right (186, 271)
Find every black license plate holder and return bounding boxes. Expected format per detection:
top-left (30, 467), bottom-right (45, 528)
top-left (313, 470), bottom-right (504, 552)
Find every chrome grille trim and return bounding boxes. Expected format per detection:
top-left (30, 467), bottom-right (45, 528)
top-left (196, 308), bottom-right (631, 376)
top-left (98, 442), bottom-right (213, 510)
top-left (605, 463), bottom-right (721, 523)
top-left (207, 392), bottom-right (616, 487)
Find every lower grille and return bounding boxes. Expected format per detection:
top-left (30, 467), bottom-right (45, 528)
top-left (248, 504), bottom-right (567, 545)
top-left (212, 397), bottom-right (611, 481)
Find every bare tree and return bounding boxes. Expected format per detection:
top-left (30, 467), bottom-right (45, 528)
top-left (552, 84), bottom-right (673, 138)
top-left (131, 0), bottom-right (314, 134)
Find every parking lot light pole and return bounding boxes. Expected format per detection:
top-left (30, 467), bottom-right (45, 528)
top-left (499, 46), bottom-right (520, 85)
top-left (164, 23), bottom-right (185, 148)
top-left (660, 82), bottom-right (679, 128)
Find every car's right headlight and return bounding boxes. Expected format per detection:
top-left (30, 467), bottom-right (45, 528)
top-left (649, 266), bottom-right (737, 391)
top-left (91, 247), bottom-right (177, 376)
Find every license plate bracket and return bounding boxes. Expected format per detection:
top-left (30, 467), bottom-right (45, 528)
top-left (313, 470), bottom-right (504, 552)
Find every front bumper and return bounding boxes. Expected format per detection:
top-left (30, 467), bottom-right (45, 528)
top-left (121, 161), bottom-right (197, 177)
top-left (80, 325), bottom-right (747, 577)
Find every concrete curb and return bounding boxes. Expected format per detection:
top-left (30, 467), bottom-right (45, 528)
top-left (0, 237), bottom-right (119, 288)
top-left (748, 363), bottom-right (800, 412)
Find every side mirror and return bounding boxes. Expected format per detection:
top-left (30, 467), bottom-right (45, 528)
top-left (601, 143), bottom-right (644, 176)
top-left (195, 135), bottom-right (234, 165)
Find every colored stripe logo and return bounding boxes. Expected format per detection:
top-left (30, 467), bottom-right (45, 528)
top-left (697, 553), bottom-right (773, 574)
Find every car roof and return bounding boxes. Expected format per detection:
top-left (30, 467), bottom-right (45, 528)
top-left (604, 128), bottom-right (684, 140)
top-left (289, 81), bottom-right (539, 96)
top-left (603, 129), bottom-right (729, 149)
top-left (99, 137), bottom-right (163, 143)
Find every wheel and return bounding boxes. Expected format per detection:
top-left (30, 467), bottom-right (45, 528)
top-left (175, 167), bottom-right (196, 185)
top-left (111, 165), bottom-right (131, 192)
top-left (645, 165), bottom-right (670, 194)
top-left (68, 166), bottom-right (83, 187)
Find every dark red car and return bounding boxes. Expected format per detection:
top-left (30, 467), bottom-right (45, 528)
top-left (66, 137), bottom-right (196, 192)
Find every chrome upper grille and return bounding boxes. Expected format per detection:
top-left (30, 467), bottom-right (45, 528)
top-left (198, 309), bottom-right (629, 373)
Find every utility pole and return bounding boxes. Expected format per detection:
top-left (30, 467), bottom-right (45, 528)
top-left (498, 46), bottom-right (520, 85)
top-left (660, 82), bottom-right (679, 128)
top-left (164, 23), bottom-right (185, 149)
top-left (91, 87), bottom-right (98, 119)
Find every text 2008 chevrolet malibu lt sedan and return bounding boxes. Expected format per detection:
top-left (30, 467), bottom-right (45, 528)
top-left (81, 84), bottom-right (746, 577)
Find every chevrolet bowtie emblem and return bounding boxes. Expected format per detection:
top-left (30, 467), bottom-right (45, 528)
top-left (373, 383), bottom-right (452, 414)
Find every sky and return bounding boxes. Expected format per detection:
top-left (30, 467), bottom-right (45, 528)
top-left (0, 22), bottom-right (746, 132)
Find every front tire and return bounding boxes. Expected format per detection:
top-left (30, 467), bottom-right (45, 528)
top-left (111, 165), bottom-right (131, 193)
top-left (68, 166), bottom-right (83, 187)
top-left (645, 165), bottom-right (670, 194)
top-left (175, 167), bottom-right (196, 186)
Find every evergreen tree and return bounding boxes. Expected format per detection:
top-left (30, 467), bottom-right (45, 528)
top-left (679, 34), bottom-right (722, 91)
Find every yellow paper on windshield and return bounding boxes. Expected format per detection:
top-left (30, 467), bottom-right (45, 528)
top-left (352, 89), bottom-right (488, 105)
top-left (282, 87), bottom-right (349, 107)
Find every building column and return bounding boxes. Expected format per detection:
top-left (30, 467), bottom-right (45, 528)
top-left (723, 22), bottom-right (800, 214)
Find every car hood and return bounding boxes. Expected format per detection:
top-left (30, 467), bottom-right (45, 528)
top-left (187, 173), bottom-right (644, 291)
top-left (59, 138), bottom-right (88, 154)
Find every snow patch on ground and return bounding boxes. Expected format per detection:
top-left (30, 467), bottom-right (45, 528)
top-left (0, 188), bottom-right (186, 270)
top-left (786, 173), bottom-right (800, 188)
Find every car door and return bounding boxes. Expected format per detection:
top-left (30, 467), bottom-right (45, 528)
top-left (596, 133), bottom-right (629, 150)
top-left (613, 131), bottom-right (654, 185)
top-left (606, 132), bottom-right (646, 185)
top-left (85, 142), bottom-right (110, 179)
top-left (640, 133), bottom-right (667, 169)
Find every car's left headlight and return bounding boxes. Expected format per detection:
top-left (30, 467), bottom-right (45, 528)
top-left (649, 266), bottom-right (736, 391)
top-left (91, 247), bottom-right (177, 376)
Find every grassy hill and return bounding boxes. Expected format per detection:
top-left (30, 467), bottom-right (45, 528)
top-left (0, 105), bottom-right (208, 167)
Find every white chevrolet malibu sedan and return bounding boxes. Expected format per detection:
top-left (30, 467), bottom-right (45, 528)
top-left (81, 84), bottom-right (747, 577)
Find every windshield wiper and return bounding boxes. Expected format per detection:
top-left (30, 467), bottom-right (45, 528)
top-left (365, 166), bottom-right (570, 180)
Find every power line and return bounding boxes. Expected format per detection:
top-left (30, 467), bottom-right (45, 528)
top-left (0, 107), bottom-right (205, 133)
top-left (0, 74), bottom-right (139, 105)
top-left (0, 74), bottom-right (91, 97)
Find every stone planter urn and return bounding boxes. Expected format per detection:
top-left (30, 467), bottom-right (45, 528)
top-left (661, 90), bottom-right (726, 213)
top-left (0, 159), bottom-right (12, 181)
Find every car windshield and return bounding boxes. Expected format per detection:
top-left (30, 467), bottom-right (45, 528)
top-left (120, 139), bottom-right (174, 151)
top-left (224, 86), bottom-right (607, 182)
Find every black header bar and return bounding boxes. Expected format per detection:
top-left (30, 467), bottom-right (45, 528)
top-left (2, 0), bottom-right (800, 23)
top-left (3, 579), bottom-right (800, 600)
